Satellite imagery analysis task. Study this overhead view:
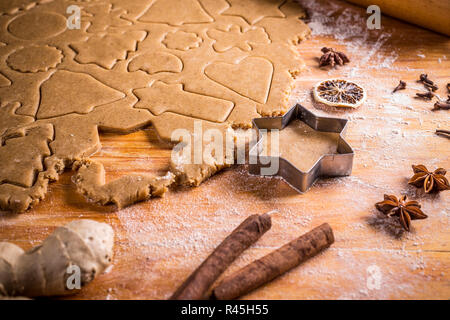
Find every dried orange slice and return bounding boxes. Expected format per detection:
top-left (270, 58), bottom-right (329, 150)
top-left (313, 79), bottom-right (366, 108)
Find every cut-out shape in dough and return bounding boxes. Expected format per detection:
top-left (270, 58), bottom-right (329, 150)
top-left (205, 57), bottom-right (273, 104)
top-left (89, 96), bottom-right (154, 133)
top-left (70, 31), bottom-right (147, 69)
top-left (128, 52), bottom-right (183, 75)
top-left (207, 25), bottom-right (270, 52)
top-left (222, 0), bottom-right (285, 25)
top-left (0, 0), bottom-right (52, 15)
top-left (37, 70), bottom-right (125, 119)
top-left (259, 0), bottom-right (310, 44)
top-left (108, 0), bottom-right (153, 20)
top-left (0, 124), bottom-right (53, 188)
top-left (7, 12), bottom-right (67, 40)
top-left (0, 72), bottom-right (11, 87)
top-left (139, 0), bottom-right (213, 26)
top-left (134, 82), bottom-right (234, 122)
top-left (162, 31), bottom-right (202, 51)
top-left (7, 45), bottom-right (63, 73)
top-left (83, 3), bottom-right (132, 32)
top-left (0, 103), bottom-right (34, 136)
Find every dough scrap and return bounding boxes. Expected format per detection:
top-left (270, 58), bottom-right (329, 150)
top-left (0, 124), bottom-right (53, 212)
top-left (0, 124), bottom-right (53, 188)
top-left (0, 0), bottom-right (310, 212)
top-left (72, 160), bottom-right (175, 208)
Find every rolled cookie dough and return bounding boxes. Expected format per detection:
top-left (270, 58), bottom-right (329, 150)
top-left (0, 0), bottom-right (310, 212)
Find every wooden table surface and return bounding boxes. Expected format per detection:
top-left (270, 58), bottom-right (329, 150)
top-left (1, 0), bottom-right (449, 300)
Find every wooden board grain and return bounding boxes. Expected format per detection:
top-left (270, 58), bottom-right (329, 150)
top-left (0, 0), bottom-right (449, 300)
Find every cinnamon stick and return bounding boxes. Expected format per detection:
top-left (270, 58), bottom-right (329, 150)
top-left (436, 129), bottom-right (450, 138)
top-left (212, 223), bottom-right (334, 300)
top-left (170, 213), bottom-right (272, 300)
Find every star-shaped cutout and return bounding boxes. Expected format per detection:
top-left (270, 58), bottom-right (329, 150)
top-left (249, 104), bottom-right (354, 193)
top-left (222, 0), bottom-right (285, 25)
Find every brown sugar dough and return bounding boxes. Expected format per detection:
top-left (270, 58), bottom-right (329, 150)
top-left (6, 45), bottom-right (63, 73)
top-left (83, 3), bottom-right (132, 33)
top-left (0, 0), bottom-right (310, 212)
top-left (0, 124), bottom-right (53, 188)
top-left (0, 0), bottom-right (54, 16)
top-left (0, 72), bottom-right (10, 87)
top-left (72, 160), bottom-right (175, 208)
top-left (222, 0), bottom-right (286, 25)
top-left (207, 25), bottom-right (270, 52)
top-left (263, 120), bottom-right (340, 172)
top-left (0, 103), bottom-right (34, 136)
top-left (0, 124), bottom-right (53, 212)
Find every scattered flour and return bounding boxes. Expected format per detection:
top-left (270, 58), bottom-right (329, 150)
top-left (3, 0), bottom-right (446, 300)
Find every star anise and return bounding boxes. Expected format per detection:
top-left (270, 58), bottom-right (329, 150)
top-left (408, 164), bottom-right (450, 193)
top-left (375, 194), bottom-right (427, 231)
top-left (318, 47), bottom-right (350, 67)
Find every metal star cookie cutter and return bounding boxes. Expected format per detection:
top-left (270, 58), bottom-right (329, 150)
top-left (248, 104), bottom-right (354, 193)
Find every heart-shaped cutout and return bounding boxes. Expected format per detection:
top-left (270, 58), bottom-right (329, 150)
top-left (205, 57), bottom-right (273, 104)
